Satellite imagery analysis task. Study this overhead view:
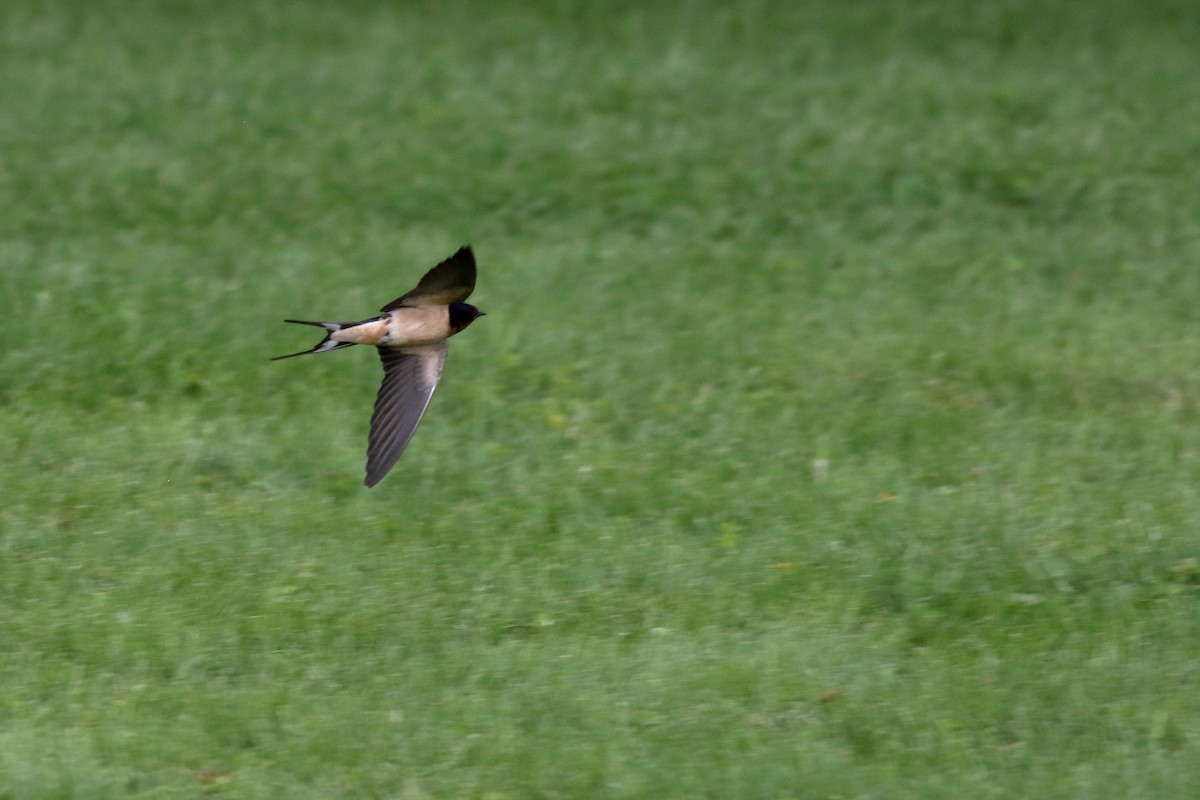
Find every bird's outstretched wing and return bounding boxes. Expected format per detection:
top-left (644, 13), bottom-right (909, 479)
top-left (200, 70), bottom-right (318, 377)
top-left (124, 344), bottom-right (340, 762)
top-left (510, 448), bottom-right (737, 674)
top-left (364, 342), bottom-right (448, 487)
top-left (381, 246), bottom-right (476, 311)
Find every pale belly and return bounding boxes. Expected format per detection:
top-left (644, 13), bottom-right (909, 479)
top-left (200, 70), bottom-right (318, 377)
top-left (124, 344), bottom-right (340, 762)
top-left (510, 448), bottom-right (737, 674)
top-left (332, 307), bottom-right (449, 347)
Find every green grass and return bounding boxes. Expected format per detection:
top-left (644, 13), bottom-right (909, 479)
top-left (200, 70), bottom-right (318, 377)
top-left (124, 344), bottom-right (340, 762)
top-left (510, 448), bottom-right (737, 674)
top-left (3, 0), bottom-right (1200, 797)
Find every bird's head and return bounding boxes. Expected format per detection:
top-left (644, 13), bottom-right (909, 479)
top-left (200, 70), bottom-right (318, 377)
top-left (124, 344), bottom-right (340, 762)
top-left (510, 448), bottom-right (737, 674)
top-left (449, 303), bottom-right (485, 333)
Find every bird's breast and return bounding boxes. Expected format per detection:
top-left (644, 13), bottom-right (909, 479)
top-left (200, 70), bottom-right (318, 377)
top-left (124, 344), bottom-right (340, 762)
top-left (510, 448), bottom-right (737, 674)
top-left (382, 306), bottom-right (451, 347)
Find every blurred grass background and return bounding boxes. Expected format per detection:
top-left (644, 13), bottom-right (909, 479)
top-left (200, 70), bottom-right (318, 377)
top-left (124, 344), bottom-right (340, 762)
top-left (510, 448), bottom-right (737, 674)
top-left (2, 1), bottom-right (1200, 797)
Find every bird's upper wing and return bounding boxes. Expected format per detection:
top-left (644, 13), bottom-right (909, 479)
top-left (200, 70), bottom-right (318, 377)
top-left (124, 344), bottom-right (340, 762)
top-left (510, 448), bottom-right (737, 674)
top-left (381, 246), bottom-right (476, 311)
top-left (364, 341), bottom-right (448, 487)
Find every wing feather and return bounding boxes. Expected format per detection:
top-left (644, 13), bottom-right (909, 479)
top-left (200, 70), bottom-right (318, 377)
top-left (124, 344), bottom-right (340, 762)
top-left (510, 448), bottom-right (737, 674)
top-left (364, 342), bottom-right (448, 487)
top-left (381, 247), bottom-right (476, 311)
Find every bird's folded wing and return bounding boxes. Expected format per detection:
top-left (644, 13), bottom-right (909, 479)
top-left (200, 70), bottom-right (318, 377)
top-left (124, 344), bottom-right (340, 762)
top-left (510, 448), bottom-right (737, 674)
top-left (381, 246), bottom-right (476, 311)
top-left (364, 342), bottom-right (448, 487)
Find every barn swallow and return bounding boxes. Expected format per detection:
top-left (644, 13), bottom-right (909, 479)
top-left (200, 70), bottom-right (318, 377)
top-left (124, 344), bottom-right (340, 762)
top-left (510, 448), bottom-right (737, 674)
top-left (272, 246), bottom-right (484, 487)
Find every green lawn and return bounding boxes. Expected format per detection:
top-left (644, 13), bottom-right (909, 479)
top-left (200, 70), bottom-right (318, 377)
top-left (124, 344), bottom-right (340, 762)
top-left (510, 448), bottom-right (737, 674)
top-left (2, 1), bottom-right (1199, 797)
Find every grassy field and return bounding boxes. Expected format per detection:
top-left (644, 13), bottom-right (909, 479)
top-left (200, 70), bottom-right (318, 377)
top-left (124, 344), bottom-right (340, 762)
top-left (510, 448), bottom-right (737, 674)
top-left (2, 1), bottom-right (1200, 797)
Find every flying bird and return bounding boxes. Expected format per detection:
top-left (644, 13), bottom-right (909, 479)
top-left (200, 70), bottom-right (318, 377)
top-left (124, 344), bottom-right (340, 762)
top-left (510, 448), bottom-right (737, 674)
top-left (273, 246), bottom-right (484, 487)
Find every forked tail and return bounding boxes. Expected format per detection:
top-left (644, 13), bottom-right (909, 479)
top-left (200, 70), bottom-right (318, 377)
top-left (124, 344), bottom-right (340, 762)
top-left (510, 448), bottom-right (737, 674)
top-left (271, 320), bottom-right (358, 361)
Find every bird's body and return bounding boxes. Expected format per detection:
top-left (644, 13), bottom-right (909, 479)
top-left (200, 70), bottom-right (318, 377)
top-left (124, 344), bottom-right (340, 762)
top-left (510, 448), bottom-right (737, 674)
top-left (318, 305), bottom-right (463, 349)
top-left (273, 246), bottom-right (484, 487)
